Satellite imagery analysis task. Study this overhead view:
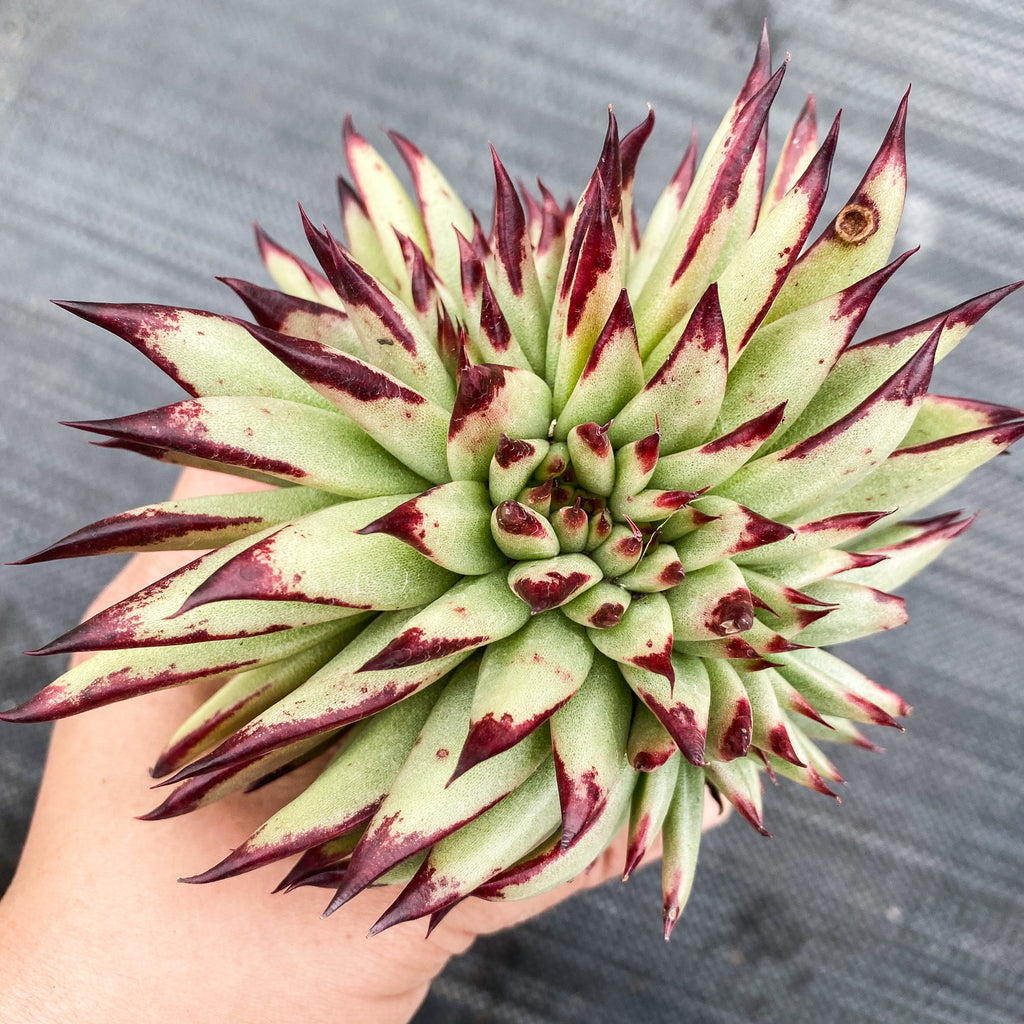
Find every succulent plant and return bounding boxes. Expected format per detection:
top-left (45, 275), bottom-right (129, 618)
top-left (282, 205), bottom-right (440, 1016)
top-left (3, 27), bottom-right (1021, 940)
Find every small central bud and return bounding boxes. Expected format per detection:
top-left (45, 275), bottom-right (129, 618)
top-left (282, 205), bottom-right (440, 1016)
top-left (491, 500), bottom-right (559, 560)
top-left (495, 500), bottom-right (543, 536)
top-left (489, 427), bottom-right (692, 613)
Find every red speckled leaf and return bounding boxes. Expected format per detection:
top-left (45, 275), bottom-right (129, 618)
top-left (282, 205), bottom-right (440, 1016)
top-left (325, 661), bottom-right (551, 911)
top-left (633, 63), bottom-right (786, 356)
top-left (667, 560), bottom-right (755, 642)
top-left (619, 653), bottom-right (711, 768)
top-left (24, 524), bottom-right (362, 656)
top-left (240, 320), bottom-right (452, 483)
top-left (554, 290), bottom-right (643, 438)
top-left (719, 249), bottom-right (915, 446)
top-left (766, 89), bottom-right (909, 322)
top-left (447, 363), bottom-right (553, 481)
top-left (54, 301), bottom-right (337, 410)
top-left (449, 613), bottom-right (593, 781)
top-left (549, 652), bottom-right (632, 847)
top-left (715, 325), bottom-right (940, 519)
top-left (651, 403), bottom-right (787, 493)
top-left (63, 396), bottom-right (430, 498)
top-left (13, 486), bottom-right (340, 564)
top-left (151, 625), bottom-right (361, 778)
top-left (179, 683), bottom-right (439, 882)
top-left (368, 757), bottom-right (562, 933)
top-left (219, 277), bottom-right (362, 355)
top-left (0, 620), bottom-right (347, 723)
top-left (666, 495), bottom-right (793, 569)
top-left (615, 282), bottom-right (728, 454)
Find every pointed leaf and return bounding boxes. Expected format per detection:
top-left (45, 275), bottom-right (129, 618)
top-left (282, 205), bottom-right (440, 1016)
top-left (182, 684), bottom-right (440, 882)
top-left (328, 662), bottom-right (551, 905)
top-left (475, 763), bottom-right (636, 903)
top-left (508, 553), bottom-right (603, 614)
top-left (619, 654), bottom-right (711, 767)
top-left (447, 364), bottom-right (552, 481)
top-left (660, 756), bottom-right (708, 937)
top-left (566, 423), bottom-right (616, 497)
top-left (614, 543), bottom-right (686, 594)
top-left (714, 327), bottom-right (939, 519)
top-left (343, 117), bottom-right (428, 291)
top-left (369, 757), bottom-right (561, 932)
top-left (488, 146), bottom-right (548, 374)
top-left (704, 658), bottom-right (754, 762)
top-left (731, 509), bottom-right (892, 567)
top-left (739, 667), bottom-right (805, 766)
top-left (487, 435), bottom-right (550, 505)
top-left (162, 608), bottom-right (472, 781)
top-left (626, 699), bottom-right (679, 772)
top-left (650, 403), bottom-right (787, 492)
top-left (152, 626), bottom-right (360, 777)
top-left (718, 250), bottom-right (915, 443)
top-left (782, 281), bottom-right (1023, 445)
top-left (254, 225), bottom-right (340, 306)
top-left (619, 282), bottom-right (728, 452)
top-left (667, 495), bottom-right (793, 569)
top-left (302, 216), bottom-right (454, 407)
top-left (761, 93), bottom-right (819, 218)
top-left (175, 496), bottom-right (456, 613)
top-left (25, 527), bottom-right (358, 656)
top-left (628, 124), bottom-right (698, 294)
top-left (803, 421), bottom-right (1024, 526)
top-left (840, 512), bottom-right (976, 591)
top-left (766, 90), bottom-right (909, 322)
top-left (633, 65), bottom-right (786, 356)
top-left (337, 176), bottom-right (393, 286)
top-left (715, 112), bottom-right (840, 357)
top-left (54, 302), bottom-right (336, 410)
top-left (587, 591), bottom-right (674, 683)
top-left (900, 394), bottom-right (1023, 449)
top-left (357, 568), bottom-right (531, 673)
top-left (241, 321), bottom-right (452, 484)
top-left (1, 620), bottom-right (346, 723)
top-left (13, 486), bottom-right (340, 563)
top-left (357, 481), bottom-right (505, 575)
top-left (794, 580), bottom-right (907, 644)
top-left (705, 756), bottom-right (770, 836)
top-left (623, 752), bottom-right (679, 879)
top-left (561, 580), bottom-right (632, 630)
top-left (549, 184), bottom-right (623, 413)
top-left (489, 500), bottom-right (560, 561)
top-left (149, 731), bottom-right (338, 820)
top-left (554, 290), bottom-right (643, 438)
top-left (453, 613), bottom-right (594, 779)
top-left (549, 652), bottom-right (632, 846)
top-left (220, 277), bottom-right (362, 355)
top-left (64, 396), bottom-right (430, 497)
top-left (666, 559), bottom-right (754, 642)
top-left (387, 129), bottom-right (475, 302)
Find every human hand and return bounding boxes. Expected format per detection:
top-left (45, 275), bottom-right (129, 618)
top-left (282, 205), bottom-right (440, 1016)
top-left (0, 467), bottom-right (728, 1024)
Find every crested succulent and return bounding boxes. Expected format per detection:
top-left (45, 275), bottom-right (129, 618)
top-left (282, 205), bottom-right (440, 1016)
top-left (3, 27), bottom-right (1022, 941)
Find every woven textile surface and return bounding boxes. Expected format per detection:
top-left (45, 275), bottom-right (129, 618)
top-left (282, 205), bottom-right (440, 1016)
top-left (1, 1), bottom-right (1021, 1021)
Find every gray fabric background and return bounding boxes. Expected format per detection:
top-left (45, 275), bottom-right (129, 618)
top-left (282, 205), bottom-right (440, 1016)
top-left (1, 1), bottom-right (1021, 1021)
